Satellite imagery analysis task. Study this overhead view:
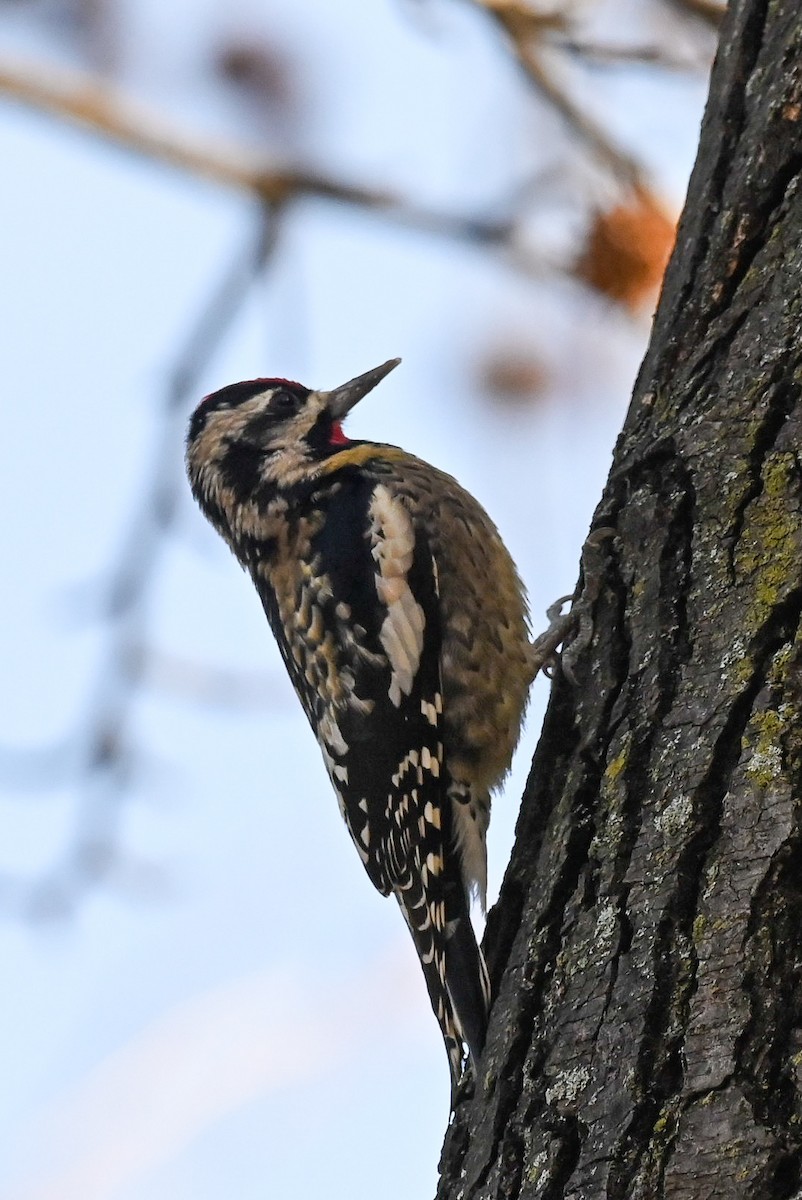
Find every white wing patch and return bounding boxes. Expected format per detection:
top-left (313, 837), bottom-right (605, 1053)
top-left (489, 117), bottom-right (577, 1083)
top-left (318, 709), bottom-right (348, 757)
top-left (368, 484), bottom-right (425, 707)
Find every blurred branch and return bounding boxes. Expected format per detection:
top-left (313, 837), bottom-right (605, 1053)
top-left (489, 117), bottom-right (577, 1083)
top-left (0, 25), bottom-right (715, 273)
top-left (0, 56), bottom-right (511, 247)
top-left (558, 41), bottom-right (708, 71)
top-left (469, 0), bottom-right (647, 189)
top-left (0, 209), bottom-right (284, 919)
top-left (514, 46), bottom-right (645, 187)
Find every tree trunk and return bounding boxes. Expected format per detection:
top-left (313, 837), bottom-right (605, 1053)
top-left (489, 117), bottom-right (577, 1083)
top-left (437, 3), bottom-right (802, 1197)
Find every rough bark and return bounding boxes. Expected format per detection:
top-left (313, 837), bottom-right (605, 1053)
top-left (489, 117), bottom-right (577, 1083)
top-left (437, 2), bottom-right (802, 1197)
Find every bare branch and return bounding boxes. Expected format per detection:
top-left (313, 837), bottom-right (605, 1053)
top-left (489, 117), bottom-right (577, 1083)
top-left (0, 208), bottom-right (284, 917)
top-left (513, 43), bottom-right (645, 188)
top-left (558, 40), bottom-right (708, 72)
top-left (467, 1), bottom-right (648, 189)
top-left (0, 55), bottom-right (511, 247)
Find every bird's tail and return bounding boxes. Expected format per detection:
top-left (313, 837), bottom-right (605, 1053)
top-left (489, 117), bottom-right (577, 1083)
top-left (396, 874), bottom-right (490, 1106)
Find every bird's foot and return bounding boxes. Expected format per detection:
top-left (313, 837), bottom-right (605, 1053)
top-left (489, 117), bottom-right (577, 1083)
top-left (528, 527), bottom-right (616, 684)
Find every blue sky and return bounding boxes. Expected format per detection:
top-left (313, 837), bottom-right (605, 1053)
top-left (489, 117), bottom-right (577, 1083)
top-left (0, 2), bottom-right (709, 1196)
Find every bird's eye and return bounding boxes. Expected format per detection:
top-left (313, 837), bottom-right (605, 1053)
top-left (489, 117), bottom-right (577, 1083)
top-left (271, 389), bottom-right (298, 413)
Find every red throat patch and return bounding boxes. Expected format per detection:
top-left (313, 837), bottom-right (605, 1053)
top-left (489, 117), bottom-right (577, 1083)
top-left (330, 421), bottom-right (349, 446)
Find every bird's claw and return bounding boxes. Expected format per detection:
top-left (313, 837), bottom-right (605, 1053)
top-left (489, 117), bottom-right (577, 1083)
top-left (529, 527), bottom-right (616, 684)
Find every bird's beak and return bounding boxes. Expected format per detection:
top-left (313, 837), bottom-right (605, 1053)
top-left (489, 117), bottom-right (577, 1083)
top-left (323, 358), bottom-right (401, 420)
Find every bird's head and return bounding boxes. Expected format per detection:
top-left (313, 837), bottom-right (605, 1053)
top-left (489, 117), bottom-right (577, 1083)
top-left (186, 358), bottom-right (401, 507)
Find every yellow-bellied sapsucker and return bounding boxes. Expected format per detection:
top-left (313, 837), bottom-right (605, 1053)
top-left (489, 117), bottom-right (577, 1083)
top-left (186, 359), bottom-right (531, 1101)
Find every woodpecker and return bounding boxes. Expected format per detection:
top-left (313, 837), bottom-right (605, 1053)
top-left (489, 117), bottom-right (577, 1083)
top-left (186, 359), bottom-right (531, 1102)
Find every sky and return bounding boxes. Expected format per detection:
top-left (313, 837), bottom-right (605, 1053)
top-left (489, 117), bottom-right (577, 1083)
top-left (0, 2), bottom-right (710, 1197)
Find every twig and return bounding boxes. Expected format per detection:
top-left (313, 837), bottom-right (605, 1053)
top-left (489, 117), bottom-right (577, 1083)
top-left (558, 40), bottom-right (706, 72)
top-left (513, 43), bottom-right (645, 189)
top-left (0, 208), bottom-right (284, 918)
top-left (0, 55), bottom-right (511, 248)
top-left (469, 1), bottom-right (647, 189)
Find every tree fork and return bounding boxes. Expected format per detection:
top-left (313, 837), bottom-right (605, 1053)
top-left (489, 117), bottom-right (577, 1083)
top-left (438, 2), bottom-right (802, 1197)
